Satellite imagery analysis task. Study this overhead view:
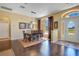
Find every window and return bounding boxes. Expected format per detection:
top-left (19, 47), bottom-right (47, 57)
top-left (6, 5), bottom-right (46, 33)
top-left (45, 18), bottom-right (49, 31)
top-left (67, 21), bottom-right (75, 35)
top-left (69, 12), bottom-right (79, 17)
top-left (63, 11), bottom-right (79, 18)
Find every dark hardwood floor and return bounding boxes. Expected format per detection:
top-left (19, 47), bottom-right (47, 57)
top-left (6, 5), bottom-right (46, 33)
top-left (11, 39), bottom-right (79, 56)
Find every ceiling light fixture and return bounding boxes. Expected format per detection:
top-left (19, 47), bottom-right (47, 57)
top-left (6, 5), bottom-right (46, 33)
top-left (31, 11), bottom-right (36, 14)
top-left (20, 5), bottom-right (25, 9)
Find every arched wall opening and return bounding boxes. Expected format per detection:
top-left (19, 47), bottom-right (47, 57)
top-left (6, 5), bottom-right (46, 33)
top-left (61, 9), bottom-right (79, 43)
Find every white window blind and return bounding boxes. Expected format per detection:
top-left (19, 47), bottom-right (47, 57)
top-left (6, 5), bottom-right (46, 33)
top-left (0, 22), bottom-right (9, 38)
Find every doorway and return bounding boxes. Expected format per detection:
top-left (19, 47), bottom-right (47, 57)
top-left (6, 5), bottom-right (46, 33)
top-left (43, 16), bottom-right (53, 41)
top-left (61, 17), bottom-right (79, 43)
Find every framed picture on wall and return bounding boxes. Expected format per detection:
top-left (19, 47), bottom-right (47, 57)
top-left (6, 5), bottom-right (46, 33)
top-left (28, 23), bottom-right (31, 29)
top-left (19, 22), bottom-right (26, 29)
top-left (54, 21), bottom-right (58, 29)
top-left (26, 23), bottom-right (31, 29)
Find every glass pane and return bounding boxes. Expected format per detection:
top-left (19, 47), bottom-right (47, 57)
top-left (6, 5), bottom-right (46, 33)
top-left (67, 21), bottom-right (75, 35)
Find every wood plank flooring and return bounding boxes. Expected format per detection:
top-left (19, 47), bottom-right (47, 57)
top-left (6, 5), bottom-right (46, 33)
top-left (11, 39), bottom-right (79, 56)
top-left (0, 39), bottom-right (79, 56)
top-left (0, 49), bottom-right (15, 56)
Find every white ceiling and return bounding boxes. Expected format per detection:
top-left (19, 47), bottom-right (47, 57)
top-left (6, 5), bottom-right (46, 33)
top-left (0, 3), bottom-right (79, 18)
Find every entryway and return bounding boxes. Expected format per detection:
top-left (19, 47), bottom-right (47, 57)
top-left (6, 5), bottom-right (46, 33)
top-left (61, 17), bottom-right (79, 43)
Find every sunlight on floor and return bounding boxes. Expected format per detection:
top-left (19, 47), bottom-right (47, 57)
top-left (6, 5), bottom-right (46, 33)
top-left (40, 40), bottom-right (50, 56)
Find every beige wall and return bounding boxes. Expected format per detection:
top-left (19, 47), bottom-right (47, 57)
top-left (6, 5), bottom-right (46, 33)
top-left (0, 10), bottom-right (37, 40)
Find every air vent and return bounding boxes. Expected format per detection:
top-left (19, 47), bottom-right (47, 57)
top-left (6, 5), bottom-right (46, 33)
top-left (20, 5), bottom-right (25, 9)
top-left (31, 11), bottom-right (36, 14)
top-left (0, 6), bottom-right (12, 11)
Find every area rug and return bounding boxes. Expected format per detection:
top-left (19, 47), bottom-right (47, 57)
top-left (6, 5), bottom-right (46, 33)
top-left (19, 39), bottom-right (45, 48)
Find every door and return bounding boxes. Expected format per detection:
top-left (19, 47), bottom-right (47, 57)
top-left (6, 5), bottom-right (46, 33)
top-left (63, 17), bottom-right (79, 43)
top-left (48, 16), bottom-right (53, 41)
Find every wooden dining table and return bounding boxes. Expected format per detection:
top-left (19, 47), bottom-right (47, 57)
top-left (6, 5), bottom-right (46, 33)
top-left (23, 30), bottom-right (43, 42)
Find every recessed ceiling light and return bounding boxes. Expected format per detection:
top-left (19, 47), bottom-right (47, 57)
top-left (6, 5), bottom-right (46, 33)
top-left (20, 5), bottom-right (25, 9)
top-left (31, 11), bottom-right (36, 14)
